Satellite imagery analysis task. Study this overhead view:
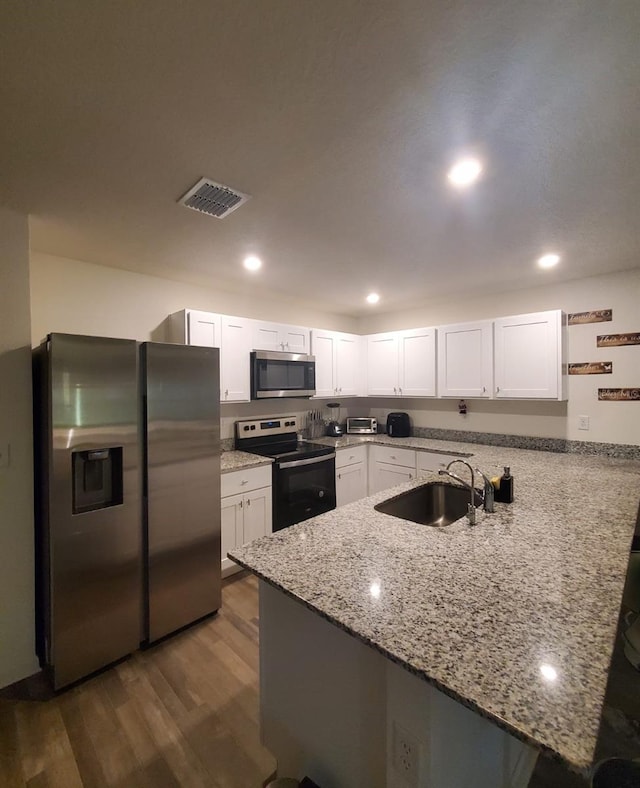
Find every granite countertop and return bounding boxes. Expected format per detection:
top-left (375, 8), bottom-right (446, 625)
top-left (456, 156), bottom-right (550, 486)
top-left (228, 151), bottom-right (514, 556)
top-left (229, 440), bottom-right (640, 773)
top-left (312, 433), bottom-right (474, 455)
top-left (221, 450), bottom-right (273, 473)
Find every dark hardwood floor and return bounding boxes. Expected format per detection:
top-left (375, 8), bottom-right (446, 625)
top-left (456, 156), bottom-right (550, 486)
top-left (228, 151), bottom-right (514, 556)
top-left (3, 571), bottom-right (640, 787)
top-left (0, 572), bottom-right (275, 788)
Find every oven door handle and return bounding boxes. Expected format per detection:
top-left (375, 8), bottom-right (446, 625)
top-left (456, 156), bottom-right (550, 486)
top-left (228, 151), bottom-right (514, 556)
top-left (279, 453), bottom-right (336, 470)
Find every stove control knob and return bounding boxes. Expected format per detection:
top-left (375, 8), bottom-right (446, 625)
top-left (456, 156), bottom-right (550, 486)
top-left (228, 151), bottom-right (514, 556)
top-left (251, 425), bottom-right (256, 430)
top-left (243, 425), bottom-right (250, 431)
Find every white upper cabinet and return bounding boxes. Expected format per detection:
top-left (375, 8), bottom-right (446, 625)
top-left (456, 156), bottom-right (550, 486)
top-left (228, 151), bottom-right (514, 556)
top-left (221, 315), bottom-right (252, 402)
top-left (398, 327), bottom-right (436, 397)
top-left (367, 333), bottom-right (399, 396)
top-left (311, 330), bottom-right (336, 397)
top-left (253, 321), bottom-right (310, 353)
top-left (437, 320), bottom-right (493, 398)
top-left (168, 309), bottom-right (222, 348)
top-left (312, 329), bottom-right (363, 397)
top-left (367, 328), bottom-right (436, 397)
top-left (494, 309), bottom-right (565, 399)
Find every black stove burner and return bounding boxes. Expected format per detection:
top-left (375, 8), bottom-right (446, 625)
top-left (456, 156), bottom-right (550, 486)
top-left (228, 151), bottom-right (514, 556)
top-left (244, 440), bottom-right (334, 463)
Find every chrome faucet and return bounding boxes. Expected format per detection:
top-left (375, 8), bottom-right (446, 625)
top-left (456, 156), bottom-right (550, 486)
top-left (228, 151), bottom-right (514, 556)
top-left (474, 468), bottom-right (495, 513)
top-left (438, 459), bottom-right (477, 525)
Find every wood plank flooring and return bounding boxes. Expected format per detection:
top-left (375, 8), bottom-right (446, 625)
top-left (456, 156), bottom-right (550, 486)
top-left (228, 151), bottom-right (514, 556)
top-left (0, 572), bottom-right (275, 788)
top-left (6, 569), bottom-right (639, 787)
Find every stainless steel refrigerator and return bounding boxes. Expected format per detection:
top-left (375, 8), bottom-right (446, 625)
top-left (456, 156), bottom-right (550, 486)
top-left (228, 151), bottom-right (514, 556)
top-left (141, 341), bottom-right (221, 644)
top-left (34, 334), bottom-right (221, 689)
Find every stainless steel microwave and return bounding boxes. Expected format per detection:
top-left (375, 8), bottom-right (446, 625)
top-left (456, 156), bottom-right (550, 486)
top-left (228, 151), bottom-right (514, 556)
top-left (250, 350), bottom-right (316, 399)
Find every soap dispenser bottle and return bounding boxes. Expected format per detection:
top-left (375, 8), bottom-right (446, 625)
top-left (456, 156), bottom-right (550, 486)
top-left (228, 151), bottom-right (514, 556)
top-left (495, 466), bottom-right (514, 503)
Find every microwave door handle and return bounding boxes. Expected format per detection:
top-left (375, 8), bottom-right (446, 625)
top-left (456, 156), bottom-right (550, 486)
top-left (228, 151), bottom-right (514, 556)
top-left (279, 453), bottom-right (336, 470)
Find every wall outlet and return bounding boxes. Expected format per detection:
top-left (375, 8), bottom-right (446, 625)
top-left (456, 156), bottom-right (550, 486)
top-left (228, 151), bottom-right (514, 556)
top-left (578, 415), bottom-right (590, 431)
top-left (392, 721), bottom-right (421, 785)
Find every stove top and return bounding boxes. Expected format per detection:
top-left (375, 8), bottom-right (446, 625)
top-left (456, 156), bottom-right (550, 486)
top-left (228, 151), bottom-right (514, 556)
top-left (234, 416), bottom-right (334, 463)
top-left (248, 440), bottom-right (334, 462)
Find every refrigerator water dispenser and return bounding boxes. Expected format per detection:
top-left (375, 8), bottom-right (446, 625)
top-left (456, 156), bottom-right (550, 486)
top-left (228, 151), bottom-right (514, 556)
top-left (72, 447), bottom-right (123, 514)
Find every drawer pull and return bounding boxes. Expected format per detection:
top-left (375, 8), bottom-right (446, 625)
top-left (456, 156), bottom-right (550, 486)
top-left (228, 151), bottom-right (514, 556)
top-left (240, 479), bottom-right (248, 485)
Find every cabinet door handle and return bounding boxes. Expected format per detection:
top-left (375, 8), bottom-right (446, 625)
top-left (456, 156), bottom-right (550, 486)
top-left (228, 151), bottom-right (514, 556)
top-left (393, 387), bottom-right (397, 394)
top-left (239, 500), bottom-right (243, 508)
top-left (338, 473), bottom-right (341, 479)
top-left (391, 455), bottom-right (396, 460)
top-left (482, 386), bottom-right (485, 393)
top-left (247, 498), bottom-right (251, 507)
top-left (496, 386), bottom-right (500, 393)
top-left (225, 388), bottom-right (229, 398)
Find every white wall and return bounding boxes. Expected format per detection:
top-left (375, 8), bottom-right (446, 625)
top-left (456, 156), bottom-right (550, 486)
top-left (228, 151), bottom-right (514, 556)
top-left (30, 251), bottom-right (358, 346)
top-left (0, 207), bottom-right (39, 688)
top-left (358, 270), bottom-right (640, 446)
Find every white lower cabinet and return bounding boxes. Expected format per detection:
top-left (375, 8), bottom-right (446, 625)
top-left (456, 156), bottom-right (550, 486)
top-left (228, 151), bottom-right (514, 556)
top-left (369, 445), bottom-right (417, 495)
top-left (335, 446), bottom-right (368, 507)
top-left (221, 465), bottom-right (272, 577)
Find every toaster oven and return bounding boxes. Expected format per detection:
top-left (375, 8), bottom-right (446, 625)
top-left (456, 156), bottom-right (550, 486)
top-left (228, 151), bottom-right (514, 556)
top-left (346, 417), bottom-right (377, 434)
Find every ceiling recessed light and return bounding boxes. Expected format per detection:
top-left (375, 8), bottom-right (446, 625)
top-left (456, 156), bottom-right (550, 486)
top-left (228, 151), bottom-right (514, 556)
top-left (243, 255), bottom-right (262, 272)
top-left (447, 157), bottom-right (483, 188)
top-left (537, 253), bottom-right (561, 269)
top-left (366, 293), bottom-right (380, 304)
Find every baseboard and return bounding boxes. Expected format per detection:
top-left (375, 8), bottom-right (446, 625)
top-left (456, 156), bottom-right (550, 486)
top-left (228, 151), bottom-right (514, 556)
top-left (0, 668), bottom-right (53, 701)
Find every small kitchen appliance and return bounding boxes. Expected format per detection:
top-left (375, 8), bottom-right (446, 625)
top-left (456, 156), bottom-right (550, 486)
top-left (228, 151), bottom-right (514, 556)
top-left (386, 411), bottom-right (411, 438)
top-left (346, 417), bottom-right (378, 435)
top-left (250, 350), bottom-right (316, 399)
top-left (325, 402), bottom-right (343, 437)
top-left (235, 416), bottom-right (336, 531)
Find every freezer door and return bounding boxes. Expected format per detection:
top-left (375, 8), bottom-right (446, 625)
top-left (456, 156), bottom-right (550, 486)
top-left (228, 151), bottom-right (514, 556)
top-left (142, 343), bottom-right (221, 643)
top-left (45, 333), bottom-right (141, 689)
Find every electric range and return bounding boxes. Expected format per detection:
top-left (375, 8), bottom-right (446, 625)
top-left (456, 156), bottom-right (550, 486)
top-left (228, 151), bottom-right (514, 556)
top-left (235, 416), bottom-right (336, 531)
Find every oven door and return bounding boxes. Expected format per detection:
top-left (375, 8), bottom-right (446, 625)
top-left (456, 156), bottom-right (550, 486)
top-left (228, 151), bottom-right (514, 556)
top-left (273, 454), bottom-right (336, 530)
top-left (251, 351), bottom-right (316, 399)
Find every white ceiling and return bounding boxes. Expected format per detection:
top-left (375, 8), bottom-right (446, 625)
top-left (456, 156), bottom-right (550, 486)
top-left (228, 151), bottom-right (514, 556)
top-left (1, 1), bottom-right (639, 316)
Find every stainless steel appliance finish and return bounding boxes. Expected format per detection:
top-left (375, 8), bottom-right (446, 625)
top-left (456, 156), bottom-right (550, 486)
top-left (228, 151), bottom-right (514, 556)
top-left (34, 334), bottom-right (141, 690)
top-left (235, 416), bottom-right (336, 530)
top-left (142, 342), bottom-right (221, 644)
top-left (346, 417), bottom-right (378, 434)
top-left (250, 350), bottom-right (316, 399)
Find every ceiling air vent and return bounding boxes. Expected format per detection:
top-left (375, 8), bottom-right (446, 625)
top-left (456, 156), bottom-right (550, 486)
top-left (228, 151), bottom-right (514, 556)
top-left (178, 177), bottom-right (251, 218)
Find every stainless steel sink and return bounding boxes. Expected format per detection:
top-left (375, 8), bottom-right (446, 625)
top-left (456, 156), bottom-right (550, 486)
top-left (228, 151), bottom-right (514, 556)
top-left (374, 481), bottom-right (483, 527)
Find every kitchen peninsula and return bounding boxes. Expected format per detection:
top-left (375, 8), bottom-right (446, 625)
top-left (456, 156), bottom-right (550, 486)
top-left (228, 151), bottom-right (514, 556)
top-left (230, 439), bottom-right (640, 787)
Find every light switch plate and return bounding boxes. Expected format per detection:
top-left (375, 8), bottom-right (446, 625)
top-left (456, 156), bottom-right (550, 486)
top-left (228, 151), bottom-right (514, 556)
top-left (0, 442), bottom-right (10, 469)
top-left (578, 415), bottom-right (590, 431)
